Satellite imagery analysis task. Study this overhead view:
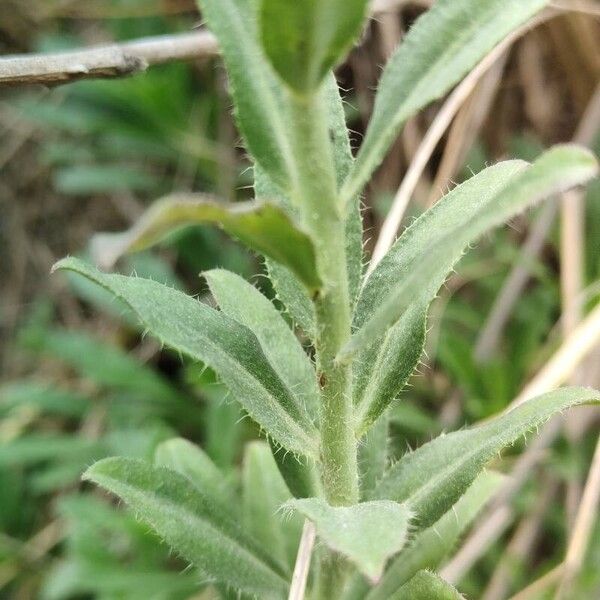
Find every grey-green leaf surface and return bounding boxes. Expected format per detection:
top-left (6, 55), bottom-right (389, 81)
top-left (372, 387), bottom-right (600, 529)
top-left (266, 258), bottom-right (316, 338)
top-left (344, 146), bottom-right (598, 363)
top-left (366, 471), bottom-right (504, 599)
top-left (287, 497), bottom-right (411, 582)
top-left (84, 458), bottom-right (288, 599)
top-left (154, 438), bottom-right (235, 511)
top-left (353, 303), bottom-right (427, 436)
top-left (358, 411), bottom-right (389, 499)
top-left (324, 73), bottom-right (363, 308)
top-left (243, 442), bottom-right (302, 572)
top-left (91, 194), bottom-right (321, 293)
top-left (205, 269), bottom-right (319, 423)
top-left (341, 0), bottom-right (549, 202)
top-left (269, 440), bottom-right (322, 499)
top-left (53, 258), bottom-right (320, 459)
top-left (259, 0), bottom-right (369, 93)
top-left (196, 0), bottom-right (294, 190)
top-left (389, 570), bottom-right (465, 600)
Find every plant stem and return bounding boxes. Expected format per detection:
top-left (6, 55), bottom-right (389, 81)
top-left (288, 90), bottom-right (359, 508)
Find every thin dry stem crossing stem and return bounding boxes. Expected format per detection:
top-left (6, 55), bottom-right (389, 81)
top-left (288, 520), bottom-right (316, 600)
top-left (426, 55), bottom-right (507, 208)
top-left (366, 9), bottom-right (558, 274)
top-left (440, 505), bottom-right (514, 584)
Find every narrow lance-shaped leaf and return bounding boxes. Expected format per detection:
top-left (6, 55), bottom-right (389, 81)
top-left (205, 269), bottom-right (323, 497)
top-left (53, 258), bottom-right (320, 459)
top-left (84, 458), bottom-right (288, 599)
top-left (343, 146), bottom-right (598, 366)
top-left (91, 194), bottom-right (321, 293)
top-left (359, 411), bottom-right (390, 499)
top-left (352, 303), bottom-right (427, 437)
top-left (389, 570), bottom-right (465, 600)
top-left (372, 387), bottom-right (600, 529)
top-left (287, 497), bottom-right (411, 583)
top-left (268, 439), bottom-right (322, 500)
top-left (154, 438), bottom-right (235, 511)
top-left (196, 0), bottom-right (294, 190)
top-left (259, 0), bottom-right (369, 93)
top-left (204, 269), bottom-right (319, 422)
top-left (366, 471), bottom-right (504, 599)
top-left (324, 73), bottom-right (364, 308)
top-left (342, 0), bottom-right (549, 202)
top-left (242, 442), bottom-right (303, 573)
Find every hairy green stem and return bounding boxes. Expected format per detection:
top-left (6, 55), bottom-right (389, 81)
top-left (288, 90), bottom-right (359, 508)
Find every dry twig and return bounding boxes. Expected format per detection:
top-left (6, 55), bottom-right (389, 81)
top-left (0, 31), bottom-right (220, 86)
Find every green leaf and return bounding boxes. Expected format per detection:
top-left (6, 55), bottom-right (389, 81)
top-left (287, 498), bottom-right (411, 582)
top-left (84, 457), bottom-right (288, 598)
top-left (372, 387), bottom-right (600, 529)
top-left (342, 0), bottom-right (549, 201)
top-left (53, 258), bottom-right (320, 459)
top-left (54, 165), bottom-right (159, 195)
top-left (269, 439), bottom-right (322, 499)
top-left (324, 73), bottom-right (363, 308)
top-left (154, 438), bottom-right (235, 510)
top-left (358, 411), bottom-right (389, 499)
top-left (242, 442), bottom-right (303, 572)
top-left (22, 327), bottom-right (180, 405)
top-left (353, 303), bottom-right (427, 436)
top-left (266, 258), bottom-right (316, 338)
top-left (91, 194), bottom-right (321, 293)
top-left (204, 269), bottom-right (319, 422)
top-left (259, 0), bottom-right (369, 93)
top-left (196, 0), bottom-right (294, 190)
top-left (343, 146), bottom-right (598, 363)
top-left (389, 570), bottom-right (465, 600)
top-left (0, 382), bottom-right (90, 418)
top-left (0, 434), bottom-right (105, 468)
top-left (366, 471), bottom-right (504, 599)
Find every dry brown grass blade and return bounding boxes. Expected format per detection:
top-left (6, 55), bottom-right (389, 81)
top-left (440, 301), bottom-right (600, 584)
top-left (288, 520), bottom-right (316, 600)
top-left (508, 565), bottom-right (565, 600)
top-left (482, 479), bottom-right (558, 600)
top-left (474, 83), bottom-right (600, 362)
top-left (554, 436), bottom-right (600, 599)
top-left (440, 504), bottom-right (515, 584)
